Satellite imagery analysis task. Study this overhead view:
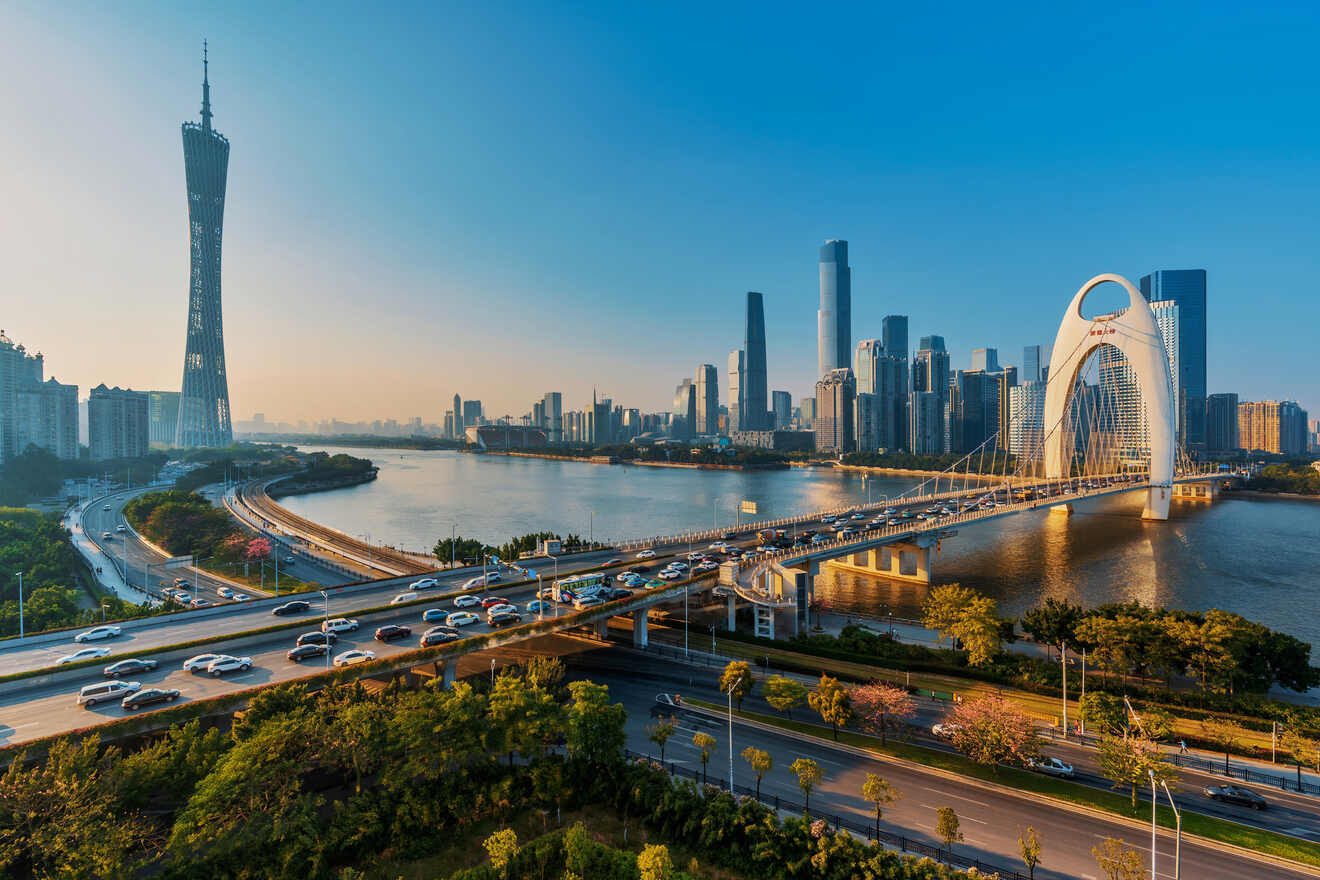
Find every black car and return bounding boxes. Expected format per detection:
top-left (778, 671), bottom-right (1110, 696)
top-left (287, 643), bottom-right (328, 663)
top-left (605, 587), bottom-right (633, 600)
top-left (488, 610), bottom-right (522, 627)
top-left (721, 532), bottom-right (738, 541)
top-left (1204, 785), bottom-right (1267, 810)
top-left (296, 631), bottom-right (337, 647)
top-left (103, 658), bottom-right (158, 678)
top-left (122, 687), bottom-right (181, 710)
top-left (374, 624), bottom-right (412, 642)
top-left (419, 629), bottom-right (462, 647)
top-left (272, 600), bottom-right (311, 616)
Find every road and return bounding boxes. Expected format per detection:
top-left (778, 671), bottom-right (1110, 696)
top-left (567, 651), bottom-right (1316, 880)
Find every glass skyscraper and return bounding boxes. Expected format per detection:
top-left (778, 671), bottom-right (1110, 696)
top-left (743, 291), bottom-right (768, 430)
top-left (817, 240), bottom-right (851, 379)
top-left (1140, 269), bottom-right (1207, 450)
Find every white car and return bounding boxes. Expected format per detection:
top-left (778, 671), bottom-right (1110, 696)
top-left (57, 646), bottom-right (111, 665)
top-left (1029, 756), bottom-right (1075, 778)
top-left (452, 594), bottom-right (481, 608)
top-left (635, 549), bottom-right (657, 559)
top-left (206, 655), bottom-right (253, 676)
top-left (666, 561), bottom-right (689, 571)
top-left (485, 603), bottom-right (517, 616)
top-left (217, 586), bottom-right (234, 599)
top-left (686, 551), bottom-right (704, 561)
top-left (232, 593), bottom-right (251, 602)
top-left (707, 542), bottom-right (727, 551)
top-left (696, 560), bottom-right (720, 572)
top-left (322, 617), bottom-right (360, 634)
top-left (447, 611), bottom-right (480, 627)
top-left (74, 625), bottom-right (122, 643)
top-left (573, 595), bottom-right (605, 609)
top-left (657, 569), bottom-right (682, 580)
top-left (931, 723), bottom-right (962, 739)
top-left (410, 577), bottom-right (440, 590)
top-left (390, 593), bottom-right (418, 605)
top-left (116, 524), bottom-right (126, 533)
top-left (334, 649), bottom-right (376, 667)
top-left (182, 653), bottom-right (224, 673)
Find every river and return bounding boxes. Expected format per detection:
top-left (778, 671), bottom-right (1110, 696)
top-left (282, 446), bottom-right (1320, 645)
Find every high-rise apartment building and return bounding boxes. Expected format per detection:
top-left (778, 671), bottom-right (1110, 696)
top-left (695, 364), bottom-right (719, 435)
top-left (1008, 381), bottom-right (1047, 461)
top-left (16, 379), bottom-right (78, 461)
top-left (855, 339), bottom-right (905, 450)
top-left (743, 292), bottom-right (768, 430)
top-left (451, 394), bottom-right (462, 436)
top-left (814, 368), bottom-right (856, 454)
top-left (817, 240), bottom-right (851, 378)
top-left (1238, 400), bottom-right (1309, 455)
top-left (772, 391), bottom-right (792, 430)
top-left (89, 385), bottom-right (149, 460)
top-left (799, 396), bottom-right (816, 428)
top-left (727, 350), bottom-right (745, 433)
top-left (970, 348), bottom-right (1000, 373)
top-left (854, 392), bottom-right (878, 452)
top-left (912, 336), bottom-right (950, 452)
top-left (176, 45), bottom-right (233, 448)
top-left (148, 391), bottom-right (181, 447)
top-left (1022, 345), bottom-right (1043, 384)
top-left (1206, 393), bottom-right (1239, 453)
top-left (949, 370), bottom-right (1001, 453)
top-left (908, 392), bottom-right (943, 455)
top-left (542, 392), bottom-right (563, 442)
top-left (1140, 269), bottom-right (1207, 450)
top-left (0, 331), bottom-right (40, 463)
top-left (882, 315), bottom-right (910, 450)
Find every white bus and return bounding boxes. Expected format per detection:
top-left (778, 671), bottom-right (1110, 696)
top-left (546, 571), bottom-right (611, 602)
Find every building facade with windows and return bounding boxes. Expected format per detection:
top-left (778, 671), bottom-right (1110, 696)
top-left (89, 385), bottom-right (149, 460)
top-left (814, 368), bottom-right (855, 454)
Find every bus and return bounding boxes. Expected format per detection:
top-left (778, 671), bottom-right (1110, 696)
top-left (544, 572), bottom-right (611, 603)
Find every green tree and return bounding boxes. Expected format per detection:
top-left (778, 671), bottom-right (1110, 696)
top-left (921, 583), bottom-right (980, 647)
top-left (860, 772), bottom-right (901, 840)
top-left (935, 807), bottom-right (963, 849)
top-left (742, 746), bottom-right (773, 799)
top-left (565, 681), bottom-right (627, 764)
top-left (484, 828), bottom-right (519, 878)
top-left (1282, 729), bottom-right (1320, 779)
top-left (1018, 825), bottom-right (1043, 879)
top-left (762, 674), bottom-right (808, 719)
top-left (719, 660), bottom-right (755, 709)
top-left (524, 655), bottom-right (566, 692)
top-left (693, 732), bottom-right (717, 784)
top-left (1079, 692), bottom-right (1127, 735)
top-left (1097, 734), bottom-right (1176, 808)
top-left (1137, 705), bottom-right (1177, 742)
top-left (637, 843), bottom-right (673, 880)
top-left (1021, 597), bottom-right (1083, 660)
top-left (433, 534), bottom-right (490, 565)
top-left (790, 757), bottom-right (823, 818)
top-left (1092, 837), bottom-right (1145, 880)
top-left (1199, 716), bottom-right (1245, 773)
top-left (1168, 615), bottom-right (1234, 694)
top-left (807, 673), bottom-right (853, 741)
top-left (647, 715), bottom-right (678, 763)
top-left (951, 594), bottom-right (1005, 666)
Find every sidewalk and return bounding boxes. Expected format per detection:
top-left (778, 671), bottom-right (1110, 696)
top-left (62, 504), bottom-right (155, 606)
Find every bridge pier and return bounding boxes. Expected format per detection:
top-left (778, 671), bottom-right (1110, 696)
top-left (632, 611), bottom-right (649, 648)
top-left (440, 660), bottom-right (456, 689)
top-left (727, 592), bottom-right (736, 630)
top-left (1049, 503), bottom-right (1073, 516)
top-left (826, 540), bottom-right (935, 584)
top-left (1142, 486), bottom-right (1171, 521)
top-left (593, 619), bottom-right (609, 640)
top-left (1172, 479), bottom-right (1220, 502)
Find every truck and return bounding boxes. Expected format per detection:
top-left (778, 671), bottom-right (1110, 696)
top-left (757, 528), bottom-right (782, 543)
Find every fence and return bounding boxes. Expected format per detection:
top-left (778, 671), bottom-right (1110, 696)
top-left (623, 748), bottom-right (1031, 880)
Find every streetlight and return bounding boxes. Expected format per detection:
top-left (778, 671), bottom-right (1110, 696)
top-left (713, 497), bottom-right (720, 531)
top-left (491, 658), bottom-right (496, 686)
top-left (363, 532), bottom-right (373, 579)
top-left (589, 511), bottom-right (594, 548)
top-left (1155, 773), bottom-right (1181, 880)
top-left (14, 572), bottom-right (23, 640)
top-left (723, 672), bottom-right (744, 792)
top-left (450, 525), bottom-right (457, 571)
top-left (320, 590), bottom-right (331, 669)
top-left (710, 624), bottom-right (716, 654)
top-left (535, 573), bottom-right (544, 621)
top-left (1149, 770), bottom-right (1158, 880)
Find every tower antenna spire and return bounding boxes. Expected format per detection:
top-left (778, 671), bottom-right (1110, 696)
top-left (200, 39), bottom-right (213, 131)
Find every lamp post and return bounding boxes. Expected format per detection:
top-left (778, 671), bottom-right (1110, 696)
top-left (589, 511), bottom-right (594, 548)
top-left (491, 658), bottom-right (496, 686)
top-left (15, 572), bottom-right (23, 640)
top-left (1158, 776), bottom-right (1181, 880)
top-left (684, 581), bottom-right (689, 659)
top-left (320, 590), bottom-right (331, 668)
top-left (710, 624), bottom-right (716, 653)
top-left (536, 573), bottom-right (544, 621)
top-left (363, 532), bottom-right (373, 578)
top-left (713, 497), bottom-right (720, 531)
top-left (1149, 770), bottom-right (1158, 880)
top-left (724, 672), bottom-right (743, 791)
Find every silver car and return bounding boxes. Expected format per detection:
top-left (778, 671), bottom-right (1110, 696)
top-left (205, 655), bottom-right (253, 676)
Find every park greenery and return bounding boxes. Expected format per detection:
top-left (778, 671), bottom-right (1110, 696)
top-left (125, 491), bottom-right (246, 561)
top-left (267, 451), bottom-right (377, 496)
top-left (1245, 461), bottom-right (1320, 495)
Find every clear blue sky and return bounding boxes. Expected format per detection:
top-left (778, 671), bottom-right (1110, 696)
top-left (3, 1), bottom-right (1316, 423)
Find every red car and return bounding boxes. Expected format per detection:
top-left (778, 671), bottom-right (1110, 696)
top-left (480, 596), bottom-right (510, 608)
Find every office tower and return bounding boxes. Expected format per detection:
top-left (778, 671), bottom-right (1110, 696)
top-left (89, 385), bottom-right (149, 460)
top-left (175, 45), bottom-right (233, 448)
top-left (532, 401), bottom-right (544, 431)
top-left (1206, 393), bottom-right (1240, 453)
top-left (912, 336), bottom-right (950, 452)
top-left (1023, 345), bottom-right (1044, 384)
top-left (462, 400), bottom-right (483, 427)
top-left (854, 340), bottom-right (882, 395)
top-left (971, 348), bottom-right (1000, 373)
top-left (541, 392), bottom-right (563, 442)
top-left (855, 339), bottom-right (904, 450)
top-left (743, 291), bottom-right (769, 429)
top-left (949, 370), bottom-right (1001, 453)
top-left (908, 392), bottom-right (943, 455)
top-left (16, 378), bottom-right (78, 461)
top-left (814, 368), bottom-right (856, 454)
top-left (1141, 269), bottom-right (1207, 450)
top-left (799, 396), bottom-right (816, 428)
top-left (772, 390), bottom-right (792, 429)
top-left (880, 316), bottom-right (910, 449)
top-left (148, 391), bottom-right (181, 446)
top-left (695, 364), bottom-right (719, 435)
top-left (882, 315), bottom-right (908, 364)
top-left (1238, 400), bottom-right (1308, 455)
top-left (591, 391), bottom-right (612, 444)
top-left (671, 379), bottom-right (696, 441)
top-left (727, 350), bottom-right (745, 433)
top-left (452, 394), bottom-right (462, 436)
top-left (1008, 382), bottom-right (1047, 462)
top-left (817, 240), bottom-right (851, 378)
top-left (854, 392), bottom-right (877, 452)
top-left (443, 412), bottom-right (454, 438)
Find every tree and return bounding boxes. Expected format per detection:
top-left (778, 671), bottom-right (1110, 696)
top-left (484, 828), bottom-right (519, 879)
top-left (647, 715), bottom-right (678, 763)
top-left (1282, 729), bottom-right (1320, 786)
top-left (523, 655), bottom-right (566, 692)
top-left (860, 773), bottom-right (901, 840)
top-left (934, 807), bottom-right (963, 849)
top-left (1018, 825), bottom-right (1042, 879)
top-left (807, 674), bottom-right (853, 741)
top-left (1168, 615), bottom-right (1233, 694)
top-left (565, 681), bottom-right (627, 764)
top-left (742, 746), bottom-right (773, 799)
top-left (637, 843), bottom-right (673, 880)
top-left (719, 660), bottom-right (754, 709)
top-left (1097, 734), bottom-right (1176, 808)
top-left (432, 534), bottom-right (490, 565)
top-left (1092, 837), bottom-right (1145, 880)
top-left (951, 595), bottom-right (1005, 666)
top-left (921, 583), bottom-right (980, 647)
top-left (1079, 692), bottom-right (1127, 735)
top-left (243, 537), bottom-right (272, 561)
top-left (488, 670), bottom-right (536, 766)
top-left (946, 695), bottom-right (1040, 769)
top-left (851, 682), bottom-right (916, 745)
top-left (791, 757), bottom-right (823, 817)
top-left (693, 732), bottom-right (717, 785)
top-left (1138, 705), bottom-right (1176, 742)
top-left (762, 675), bottom-right (808, 719)
top-left (1021, 597), bottom-right (1082, 659)
top-left (1199, 716), bottom-right (1245, 773)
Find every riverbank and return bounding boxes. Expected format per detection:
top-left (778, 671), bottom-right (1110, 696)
top-left (1229, 489), bottom-right (1320, 503)
top-left (268, 468), bottom-right (378, 498)
top-left (485, 450), bottom-right (788, 470)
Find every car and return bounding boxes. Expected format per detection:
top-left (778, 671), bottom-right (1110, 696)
top-left (103, 658), bottom-right (157, 678)
top-left (74, 625), bottom-right (122, 643)
top-left (374, 624), bottom-right (413, 641)
top-left (57, 646), bottom-right (111, 665)
top-left (285, 555), bottom-right (296, 564)
top-left (931, 723), bottom-right (962, 739)
top-left (604, 587), bottom-right (633, 600)
top-left (657, 569), bottom-right (682, 580)
top-left (101, 531), bottom-right (113, 540)
top-left (420, 607), bottom-right (451, 623)
top-left (696, 560), bottom-right (720, 572)
top-left (420, 629), bottom-right (462, 647)
top-left (287, 643), bottom-right (328, 662)
top-left (686, 551), bottom-right (704, 561)
top-left (390, 592), bottom-right (418, 605)
top-left (643, 578), bottom-right (666, 589)
top-left (122, 687), bottom-right (181, 710)
top-left (116, 524), bottom-right (126, 532)
top-left (232, 593), bottom-right (251, 602)
top-left (619, 574), bottom-right (645, 586)
top-left (423, 624), bottom-right (461, 637)
top-left (102, 504), bottom-right (111, 511)
top-left (447, 611), bottom-right (480, 627)
top-left (837, 529), bottom-right (856, 540)
top-left (453, 594), bottom-right (481, 608)
top-left (480, 595), bottom-right (511, 608)
top-left (334, 649), bottom-right (376, 667)
top-left (217, 586), bottom-right (234, 599)
top-left (322, 617), bottom-right (360, 634)
top-left (821, 514), bottom-right (836, 523)
top-left (488, 609), bottom-right (523, 627)
top-left (1204, 785), bottom-right (1267, 810)
top-left (635, 549), bottom-right (657, 559)
top-left (77, 680), bottom-right (141, 707)
top-left (485, 603), bottom-right (517, 616)
top-left (605, 558), bottom-right (622, 565)
top-left (573, 595), bottom-right (605, 609)
top-left (410, 577), bottom-right (440, 590)
top-left (707, 542), bottom-right (727, 550)
top-left (272, 600), bottom-right (311, 616)
top-left (173, 577), bottom-right (189, 588)
top-left (525, 599), bottom-right (551, 614)
top-left (666, 561), bottom-right (689, 571)
top-left (206, 655), bottom-right (253, 676)
top-left (181, 653), bottom-right (224, 673)
top-left (811, 534), bottom-right (829, 544)
top-left (189, 598), bottom-right (211, 608)
top-left (296, 631), bottom-right (337, 647)
top-left (1028, 756), bottom-right (1075, 779)
top-left (851, 512), bottom-right (866, 520)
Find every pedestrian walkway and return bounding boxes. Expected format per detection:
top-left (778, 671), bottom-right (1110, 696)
top-left (62, 504), bottom-right (155, 606)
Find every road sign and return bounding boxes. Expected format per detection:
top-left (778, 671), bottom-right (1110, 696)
top-left (164, 555), bottom-right (195, 569)
top-left (740, 500), bottom-right (758, 515)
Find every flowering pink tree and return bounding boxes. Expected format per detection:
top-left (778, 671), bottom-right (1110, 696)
top-left (244, 537), bottom-right (272, 561)
top-left (946, 694), bottom-right (1040, 770)
top-left (851, 682), bottom-right (917, 746)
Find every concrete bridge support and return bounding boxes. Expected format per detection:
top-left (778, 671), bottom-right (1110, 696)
top-left (827, 540), bottom-right (936, 584)
top-left (593, 619), bottom-right (609, 640)
top-left (632, 611), bottom-right (649, 648)
top-left (1172, 479), bottom-right (1220, 501)
top-left (727, 592), bottom-right (737, 630)
top-left (441, 660), bottom-right (456, 689)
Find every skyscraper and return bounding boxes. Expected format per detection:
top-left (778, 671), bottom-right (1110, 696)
top-left (772, 391), bottom-right (791, 429)
top-left (854, 339), bottom-right (883, 396)
top-left (148, 391), bottom-right (181, 446)
top-left (542, 392), bottom-right (563, 443)
top-left (695, 364), bottom-right (719, 435)
top-left (882, 315), bottom-right (910, 449)
top-left (1206, 392), bottom-right (1239, 452)
top-left (1022, 345), bottom-right (1043, 384)
top-left (817, 240), bottom-right (851, 378)
top-left (912, 336), bottom-right (950, 452)
top-left (452, 394), bottom-right (462, 436)
top-left (814, 368), bottom-right (856, 454)
top-left (671, 379), bottom-right (696, 441)
top-left (743, 291), bottom-right (768, 429)
top-left (176, 44), bottom-right (234, 448)
top-left (1238, 400), bottom-right (1309, 455)
top-left (727, 350), bottom-right (745, 433)
top-left (90, 385), bottom-right (150, 460)
top-left (970, 348), bottom-right (1000, 373)
top-left (1140, 269), bottom-right (1207, 450)
top-left (882, 315), bottom-right (908, 364)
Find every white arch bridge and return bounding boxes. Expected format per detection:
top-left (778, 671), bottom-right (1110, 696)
top-left (718, 273), bottom-right (1232, 638)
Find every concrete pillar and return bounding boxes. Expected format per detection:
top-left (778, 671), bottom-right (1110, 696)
top-left (727, 592), bottom-right (736, 630)
top-left (632, 611), bottom-right (649, 648)
top-left (914, 545), bottom-right (932, 583)
top-left (441, 661), bottom-right (456, 689)
top-left (593, 618), bottom-right (608, 639)
top-left (1050, 503), bottom-right (1074, 516)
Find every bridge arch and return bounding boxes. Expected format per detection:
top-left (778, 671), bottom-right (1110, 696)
top-left (1043, 274), bottom-right (1175, 520)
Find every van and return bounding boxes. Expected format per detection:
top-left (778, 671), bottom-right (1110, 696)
top-left (77, 680), bottom-right (141, 707)
top-left (390, 592), bottom-right (418, 605)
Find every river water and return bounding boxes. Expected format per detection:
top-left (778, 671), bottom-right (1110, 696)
top-left (283, 447), bottom-right (1320, 645)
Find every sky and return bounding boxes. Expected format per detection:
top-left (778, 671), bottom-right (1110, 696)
top-left (2, 1), bottom-right (1317, 424)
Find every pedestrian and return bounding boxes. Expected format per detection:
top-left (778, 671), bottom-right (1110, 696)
top-left (1179, 739), bottom-right (1188, 755)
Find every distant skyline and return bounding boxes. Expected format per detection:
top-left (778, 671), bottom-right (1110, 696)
top-left (3, 3), bottom-right (1318, 424)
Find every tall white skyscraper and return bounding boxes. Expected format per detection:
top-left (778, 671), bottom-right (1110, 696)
top-left (695, 364), bottom-right (719, 435)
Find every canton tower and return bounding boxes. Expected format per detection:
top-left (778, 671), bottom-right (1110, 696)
top-left (175, 42), bottom-right (233, 447)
